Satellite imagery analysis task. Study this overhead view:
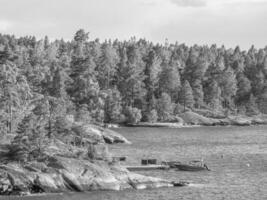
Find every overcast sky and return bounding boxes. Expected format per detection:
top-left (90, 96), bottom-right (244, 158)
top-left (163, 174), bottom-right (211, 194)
top-left (0, 0), bottom-right (266, 49)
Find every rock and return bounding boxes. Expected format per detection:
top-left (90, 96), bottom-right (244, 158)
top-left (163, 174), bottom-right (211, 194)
top-left (33, 173), bottom-right (66, 193)
top-left (193, 109), bottom-right (225, 119)
top-left (0, 155), bottom-right (173, 195)
top-left (228, 116), bottom-right (251, 126)
top-left (0, 118), bottom-right (172, 196)
top-left (0, 170), bottom-right (12, 194)
top-left (93, 143), bottom-right (112, 161)
top-left (127, 173), bottom-right (173, 190)
top-left (65, 123), bottom-right (131, 145)
top-left (179, 111), bottom-right (220, 126)
top-left (105, 124), bottom-right (119, 128)
top-left (250, 114), bottom-right (267, 125)
top-left (101, 128), bottom-right (131, 144)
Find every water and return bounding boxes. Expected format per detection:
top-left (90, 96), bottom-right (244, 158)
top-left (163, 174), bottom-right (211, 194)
top-left (1, 126), bottom-right (267, 200)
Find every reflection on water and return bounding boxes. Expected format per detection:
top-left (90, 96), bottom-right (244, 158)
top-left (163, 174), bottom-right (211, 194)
top-left (1, 126), bottom-right (266, 200)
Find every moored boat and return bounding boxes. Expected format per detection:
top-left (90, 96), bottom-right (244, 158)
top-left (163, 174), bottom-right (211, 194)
top-left (175, 164), bottom-right (209, 171)
top-left (162, 160), bottom-right (210, 171)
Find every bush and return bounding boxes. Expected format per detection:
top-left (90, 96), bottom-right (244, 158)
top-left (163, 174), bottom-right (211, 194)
top-left (124, 106), bottom-right (142, 124)
top-left (147, 109), bottom-right (158, 123)
top-left (75, 105), bottom-right (92, 123)
top-left (173, 103), bottom-right (184, 115)
top-left (55, 116), bottom-right (72, 135)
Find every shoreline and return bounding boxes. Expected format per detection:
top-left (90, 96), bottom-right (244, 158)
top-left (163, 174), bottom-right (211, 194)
top-left (123, 122), bottom-right (267, 128)
top-left (111, 113), bottom-right (267, 128)
top-left (0, 123), bottom-right (174, 196)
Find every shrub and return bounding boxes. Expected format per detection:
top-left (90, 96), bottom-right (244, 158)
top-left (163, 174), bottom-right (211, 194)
top-left (173, 103), bottom-right (184, 115)
top-left (124, 106), bottom-right (142, 124)
top-left (147, 109), bottom-right (158, 123)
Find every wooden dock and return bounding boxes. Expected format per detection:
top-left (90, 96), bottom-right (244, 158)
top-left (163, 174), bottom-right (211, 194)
top-left (125, 165), bottom-right (170, 171)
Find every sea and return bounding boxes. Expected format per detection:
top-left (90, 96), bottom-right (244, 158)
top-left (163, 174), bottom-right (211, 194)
top-left (1, 125), bottom-right (266, 200)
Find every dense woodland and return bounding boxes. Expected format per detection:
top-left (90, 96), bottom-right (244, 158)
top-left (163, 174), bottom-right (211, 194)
top-left (0, 29), bottom-right (267, 137)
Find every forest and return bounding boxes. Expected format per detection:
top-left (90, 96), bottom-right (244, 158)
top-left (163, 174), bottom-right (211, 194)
top-left (0, 29), bottom-right (267, 137)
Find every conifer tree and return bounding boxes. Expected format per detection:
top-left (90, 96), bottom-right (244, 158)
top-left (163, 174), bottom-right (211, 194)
top-left (157, 92), bottom-right (173, 121)
top-left (246, 94), bottom-right (259, 115)
top-left (97, 42), bottom-right (118, 89)
top-left (180, 80), bottom-right (195, 110)
top-left (159, 61), bottom-right (180, 99)
top-left (144, 50), bottom-right (161, 113)
top-left (192, 79), bottom-right (204, 108)
top-left (219, 67), bottom-right (237, 109)
top-left (236, 73), bottom-right (251, 105)
top-left (104, 88), bottom-right (122, 123)
top-left (204, 80), bottom-right (222, 111)
top-left (117, 45), bottom-right (145, 108)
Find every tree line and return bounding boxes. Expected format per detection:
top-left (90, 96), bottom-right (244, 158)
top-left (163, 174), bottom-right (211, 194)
top-left (0, 29), bottom-right (267, 136)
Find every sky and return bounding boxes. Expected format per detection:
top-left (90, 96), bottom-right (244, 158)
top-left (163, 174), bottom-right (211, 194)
top-left (0, 0), bottom-right (267, 49)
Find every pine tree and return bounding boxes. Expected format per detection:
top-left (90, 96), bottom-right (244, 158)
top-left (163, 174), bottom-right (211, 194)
top-left (69, 30), bottom-right (100, 115)
top-left (204, 80), bottom-right (222, 111)
top-left (180, 80), bottom-right (195, 110)
top-left (144, 50), bottom-right (161, 113)
top-left (156, 92), bottom-right (173, 121)
top-left (50, 64), bottom-right (70, 99)
top-left (192, 79), bottom-right (204, 108)
top-left (246, 94), bottom-right (259, 115)
top-left (44, 36), bottom-right (49, 50)
top-left (117, 45), bottom-right (146, 108)
top-left (159, 61), bottom-right (180, 99)
top-left (14, 114), bottom-right (33, 144)
top-left (0, 45), bottom-right (20, 134)
top-left (97, 42), bottom-right (118, 89)
top-left (219, 67), bottom-right (237, 109)
top-left (236, 73), bottom-right (251, 105)
top-left (104, 88), bottom-right (123, 123)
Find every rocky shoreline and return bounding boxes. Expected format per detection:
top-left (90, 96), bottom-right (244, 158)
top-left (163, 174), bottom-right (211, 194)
top-left (1, 112), bottom-right (266, 196)
top-left (0, 121), bottom-right (173, 196)
top-left (126, 111), bottom-right (267, 128)
top-left (0, 156), bottom-right (173, 196)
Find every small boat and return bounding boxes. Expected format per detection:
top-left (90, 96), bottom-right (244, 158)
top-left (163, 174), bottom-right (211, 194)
top-left (175, 164), bottom-right (209, 171)
top-left (162, 160), bottom-right (210, 171)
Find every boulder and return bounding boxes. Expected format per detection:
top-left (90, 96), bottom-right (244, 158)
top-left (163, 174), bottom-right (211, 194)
top-left (250, 114), bottom-right (267, 125)
top-left (101, 128), bottom-right (131, 144)
top-left (227, 116), bottom-right (252, 126)
top-left (65, 123), bottom-right (131, 145)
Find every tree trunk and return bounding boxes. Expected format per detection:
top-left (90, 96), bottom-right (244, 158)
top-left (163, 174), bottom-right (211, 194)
top-left (131, 84), bottom-right (134, 108)
top-left (9, 103), bottom-right (12, 133)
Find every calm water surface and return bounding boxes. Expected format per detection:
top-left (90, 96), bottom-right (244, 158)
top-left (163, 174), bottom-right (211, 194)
top-left (2, 126), bottom-right (267, 200)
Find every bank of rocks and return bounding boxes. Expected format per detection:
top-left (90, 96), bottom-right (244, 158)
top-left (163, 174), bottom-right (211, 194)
top-left (0, 121), bottom-right (170, 196)
top-left (0, 156), bottom-right (172, 195)
top-left (128, 111), bottom-right (267, 127)
top-left (179, 111), bottom-right (267, 126)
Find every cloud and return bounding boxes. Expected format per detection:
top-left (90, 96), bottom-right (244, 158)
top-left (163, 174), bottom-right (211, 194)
top-left (170, 0), bottom-right (206, 7)
top-left (0, 20), bottom-right (12, 31)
